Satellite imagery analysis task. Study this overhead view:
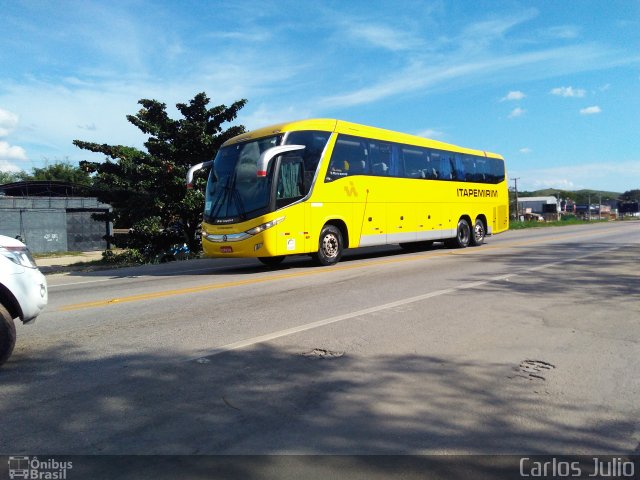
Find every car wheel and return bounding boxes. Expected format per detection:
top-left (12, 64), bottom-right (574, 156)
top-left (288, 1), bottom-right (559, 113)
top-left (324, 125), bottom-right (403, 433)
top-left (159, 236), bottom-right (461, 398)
top-left (0, 304), bottom-right (17, 367)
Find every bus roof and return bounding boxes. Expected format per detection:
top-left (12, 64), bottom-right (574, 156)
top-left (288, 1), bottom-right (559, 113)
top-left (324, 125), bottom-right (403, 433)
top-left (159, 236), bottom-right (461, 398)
top-left (223, 118), bottom-right (503, 160)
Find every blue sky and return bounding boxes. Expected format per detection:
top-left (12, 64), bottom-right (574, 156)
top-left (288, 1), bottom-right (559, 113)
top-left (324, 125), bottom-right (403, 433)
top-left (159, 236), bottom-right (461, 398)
top-left (1, 0), bottom-right (639, 192)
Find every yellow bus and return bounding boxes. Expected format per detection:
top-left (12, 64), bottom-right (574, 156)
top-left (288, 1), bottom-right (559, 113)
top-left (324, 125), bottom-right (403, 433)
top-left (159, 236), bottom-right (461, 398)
top-left (187, 119), bottom-right (509, 266)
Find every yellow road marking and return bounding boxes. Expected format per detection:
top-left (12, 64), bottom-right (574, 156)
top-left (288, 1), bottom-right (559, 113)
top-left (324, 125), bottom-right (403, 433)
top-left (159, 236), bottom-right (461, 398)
top-left (59, 223), bottom-right (633, 312)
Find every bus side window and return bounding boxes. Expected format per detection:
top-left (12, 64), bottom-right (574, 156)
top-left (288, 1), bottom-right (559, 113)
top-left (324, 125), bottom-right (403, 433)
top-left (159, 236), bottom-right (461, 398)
top-left (326, 136), bottom-right (367, 182)
top-left (464, 155), bottom-right (479, 182)
top-left (491, 158), bottom-right (505, 183)
top-left (439, 155), bottom-right (455, 180)
top-left (369, 140), bottom-right (392, 176)
top-left (285, 130), bottom-right (331, 193)
top-left (428, 151), bottom-right (440, 179)
top-left (401, 146), bottom-right (426, 178)
top-left (476, 157), bottom-right (489, 183)
top-left (454, 154), bottom-right (465, 181)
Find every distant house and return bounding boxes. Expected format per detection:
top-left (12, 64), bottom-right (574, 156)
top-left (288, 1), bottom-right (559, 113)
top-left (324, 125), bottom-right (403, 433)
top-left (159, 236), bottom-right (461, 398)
top-left (518, 196), bottom-right (559, 214)
top-left (0, 181), bottom-right (111, 253)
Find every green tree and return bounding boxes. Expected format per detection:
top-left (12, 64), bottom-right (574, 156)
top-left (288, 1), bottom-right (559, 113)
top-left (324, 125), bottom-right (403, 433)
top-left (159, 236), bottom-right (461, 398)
top-left (621, 189), bottom-right (640, 201)
top-left (73, 92), bottom-right (247, 253)
top-left (20, 159), bottom-right (92, 185)
top-left (0, 170), bottom-right (20, 184)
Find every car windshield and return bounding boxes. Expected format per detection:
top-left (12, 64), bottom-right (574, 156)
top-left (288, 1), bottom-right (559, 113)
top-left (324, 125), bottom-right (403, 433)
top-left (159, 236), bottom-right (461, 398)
top-left (204, 135), bottom-right (281, 224)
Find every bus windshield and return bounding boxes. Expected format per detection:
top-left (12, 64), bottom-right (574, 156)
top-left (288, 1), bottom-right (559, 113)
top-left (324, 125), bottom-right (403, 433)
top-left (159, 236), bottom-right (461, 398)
top-left (204, 135), bottom-right (281, 224)
top-left (204, 130), bottom-right (332, 224)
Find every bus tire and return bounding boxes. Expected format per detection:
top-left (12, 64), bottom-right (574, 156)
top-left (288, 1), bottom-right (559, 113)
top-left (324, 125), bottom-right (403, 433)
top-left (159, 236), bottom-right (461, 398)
top-left (0, 304), bottom-right (17, 367)
top-left (258, 256), bottom-right (285, 267)
top-left (315, 225), bottom-right (343, 266)
top-left (470, 218), bottom-right (485, 246)
top-left (446, 218), bottom-right (471, 249)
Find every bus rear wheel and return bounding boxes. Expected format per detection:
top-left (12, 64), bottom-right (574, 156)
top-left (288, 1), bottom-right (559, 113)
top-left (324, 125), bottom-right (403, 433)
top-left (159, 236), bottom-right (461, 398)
top-left (0, 304), bottom-right (17, 367)
top-left (470, 218), bottom-right (485, 246)
top-left (258, 256), bottom-right (285, 267)
top-left (315, 225), bottom-right (343, 266)
top-left (446, 218), bottom-right (471, 248)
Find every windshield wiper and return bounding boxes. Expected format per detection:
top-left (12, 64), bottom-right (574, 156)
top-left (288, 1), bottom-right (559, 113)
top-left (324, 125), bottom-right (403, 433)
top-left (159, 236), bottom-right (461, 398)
top-left (209, 183), bottom-right (232, 219)
top-left (209, 170), bottom-right (247, 221)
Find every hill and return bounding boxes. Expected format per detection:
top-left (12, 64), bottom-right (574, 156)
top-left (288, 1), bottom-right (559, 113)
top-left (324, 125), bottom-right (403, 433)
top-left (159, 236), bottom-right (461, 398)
top-left (519, 188), bottom-right (622, 204)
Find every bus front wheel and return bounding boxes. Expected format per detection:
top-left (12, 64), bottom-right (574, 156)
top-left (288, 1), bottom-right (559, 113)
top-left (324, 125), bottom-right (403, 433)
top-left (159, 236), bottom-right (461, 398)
top-left (446, 218), bottom-right (471, 249)
top-left (315, 225), bottom-right (343, 266)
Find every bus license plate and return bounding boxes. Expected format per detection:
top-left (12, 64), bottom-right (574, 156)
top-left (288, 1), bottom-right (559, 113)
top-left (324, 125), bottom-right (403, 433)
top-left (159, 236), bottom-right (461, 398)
top-left (220, 246), bottom-right (233, 253)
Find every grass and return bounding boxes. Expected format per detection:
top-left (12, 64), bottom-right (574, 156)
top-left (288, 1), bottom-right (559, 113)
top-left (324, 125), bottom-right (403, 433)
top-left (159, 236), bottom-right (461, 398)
top-left (33, 251), bottom-right (84, 259)
top-left (509, 218), bottom-right (610, 230)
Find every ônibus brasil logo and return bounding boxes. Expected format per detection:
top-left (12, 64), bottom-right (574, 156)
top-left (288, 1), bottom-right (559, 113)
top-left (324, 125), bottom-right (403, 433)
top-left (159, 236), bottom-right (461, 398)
top-left (8, 456), bottom-right (73, 479)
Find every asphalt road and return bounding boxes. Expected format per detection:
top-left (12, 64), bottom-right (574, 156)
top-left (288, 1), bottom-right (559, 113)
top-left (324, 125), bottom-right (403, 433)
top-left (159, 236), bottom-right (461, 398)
top-left (2, 222), bottom-right (639, 463)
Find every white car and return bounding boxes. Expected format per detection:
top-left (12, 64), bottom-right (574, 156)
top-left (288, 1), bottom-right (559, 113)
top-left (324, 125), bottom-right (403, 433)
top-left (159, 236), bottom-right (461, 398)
top-left (0, 235), bottom-right (48, 366)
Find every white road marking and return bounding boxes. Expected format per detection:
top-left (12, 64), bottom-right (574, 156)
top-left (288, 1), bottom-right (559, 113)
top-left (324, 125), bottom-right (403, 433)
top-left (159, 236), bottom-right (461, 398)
top-left (188, 246), bottom-right (621, 362)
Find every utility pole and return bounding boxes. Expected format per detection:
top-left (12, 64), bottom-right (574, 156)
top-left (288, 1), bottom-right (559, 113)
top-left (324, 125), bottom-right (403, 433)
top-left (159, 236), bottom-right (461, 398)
top-left (598, 194), bottom-right (602, 220)
top-left (512, 178), bottom-right (520, 220)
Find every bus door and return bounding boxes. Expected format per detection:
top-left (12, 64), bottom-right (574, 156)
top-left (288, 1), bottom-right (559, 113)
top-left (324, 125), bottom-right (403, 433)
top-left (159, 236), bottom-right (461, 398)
top-left (274, 154), bottom-right (308, 254)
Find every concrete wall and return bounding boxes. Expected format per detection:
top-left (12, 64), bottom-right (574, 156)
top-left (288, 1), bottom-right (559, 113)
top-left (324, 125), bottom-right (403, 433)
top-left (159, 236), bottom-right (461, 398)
top-left (0, 196), bottom-right (111, 253)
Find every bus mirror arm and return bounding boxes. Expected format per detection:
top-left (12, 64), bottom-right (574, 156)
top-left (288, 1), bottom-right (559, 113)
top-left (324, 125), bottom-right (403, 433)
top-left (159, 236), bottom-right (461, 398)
top-left (257, 145), bottom-right (305, 177)
top-left (186, 160), bottom-right (213, 189)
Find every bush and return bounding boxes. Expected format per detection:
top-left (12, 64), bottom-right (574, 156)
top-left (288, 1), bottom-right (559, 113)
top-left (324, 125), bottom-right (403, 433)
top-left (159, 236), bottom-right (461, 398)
top-left (102, 249), bottom-right (145, 265)
top-left (112, 217), bottom-right (189, 263)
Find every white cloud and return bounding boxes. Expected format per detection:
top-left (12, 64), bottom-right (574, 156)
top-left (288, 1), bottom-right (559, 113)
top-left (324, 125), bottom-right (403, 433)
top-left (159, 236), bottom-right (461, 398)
top-left (501, 91), bottom-right (525, 101)
top-left (320, 42), bottom-right (625, 108)
top-left (532, 178), bottom-right (575, 189)
top-left (415, 128), bottom-right (444, 139)
top-left (513, 161), bottom-right (640, 192)
top-left (0, 159), bottom-right (23, 173)
top-left (508, 107), bottom-right (526, 118)
top-left (519, 148), bottom-right (532, 154)
top-left (580, 105), bottom-right (601, 115)
top-left (0, 61), bottom-right (298, 164)
top-left (460, 9), bottom-right (539, 50)
top-left (0, 108), bottom-right (19, 137)
top-left (0, 141), bottom-right (28, 163)
top-left (542, 26), bottom-right (580, 40)
top-left (347, 24), bottom-right (421, 51)
top-left (238, 104), bottom-right (312, 131)
top-left (551, 86), bottom-right (586, 97)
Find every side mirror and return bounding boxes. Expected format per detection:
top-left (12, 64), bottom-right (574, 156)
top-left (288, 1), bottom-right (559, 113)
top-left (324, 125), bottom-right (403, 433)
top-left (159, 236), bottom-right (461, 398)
top-left (186, 160), bottom-right (213, 189)
top-left (257, 145), bottom-right (305, 177)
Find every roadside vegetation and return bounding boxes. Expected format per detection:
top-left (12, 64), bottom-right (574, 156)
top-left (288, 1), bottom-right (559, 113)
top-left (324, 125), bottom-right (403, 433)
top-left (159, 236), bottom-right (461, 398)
top-left (510, 217), bottom-right (611, 230)
top-left (73, 92), bottom-right (247, 262)
top-left (4, 92), bottom-right (247, 266)
top-left (33, 251), bottom-right (84, 259)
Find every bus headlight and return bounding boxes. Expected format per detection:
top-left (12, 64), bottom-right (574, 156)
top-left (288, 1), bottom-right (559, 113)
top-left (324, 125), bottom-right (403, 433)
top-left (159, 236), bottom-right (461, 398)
top-left (245, 217), bottom-right (285, 236)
